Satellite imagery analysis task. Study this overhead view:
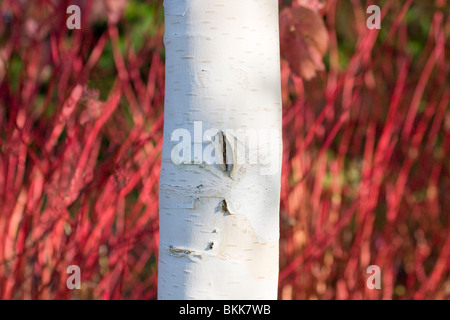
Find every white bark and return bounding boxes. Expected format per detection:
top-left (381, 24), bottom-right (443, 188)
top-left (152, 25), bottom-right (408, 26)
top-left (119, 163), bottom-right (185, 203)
top-left (158, 0), bottom-right (282, 299)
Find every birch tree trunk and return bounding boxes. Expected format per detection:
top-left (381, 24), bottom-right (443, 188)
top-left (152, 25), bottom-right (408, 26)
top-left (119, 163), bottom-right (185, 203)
top-left (158, 0), bottom-right (282, 299)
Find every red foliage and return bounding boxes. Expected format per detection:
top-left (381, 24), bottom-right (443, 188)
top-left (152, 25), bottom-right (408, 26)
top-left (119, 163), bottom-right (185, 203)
top-left (0, 0), bottom-right (449, 299)
top-left (280, 5), bottom-right (329, 80)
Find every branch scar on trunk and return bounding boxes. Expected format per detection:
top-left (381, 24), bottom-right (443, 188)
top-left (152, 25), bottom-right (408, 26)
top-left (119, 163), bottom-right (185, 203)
top-left (219, 131), bottom-right (234, 177)
top-left (221, 199), bottom-right (231, 215)
top-left (169, 246), bottom-right (203, 259)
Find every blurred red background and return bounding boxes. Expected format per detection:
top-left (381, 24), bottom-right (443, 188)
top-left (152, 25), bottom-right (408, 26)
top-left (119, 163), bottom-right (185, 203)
top-left (0, 0), bottom-right (448, 299)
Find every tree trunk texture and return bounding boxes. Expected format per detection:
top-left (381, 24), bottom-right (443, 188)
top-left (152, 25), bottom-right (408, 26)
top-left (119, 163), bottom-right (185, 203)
top-left (158, 0), bottom-right (282, 299)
